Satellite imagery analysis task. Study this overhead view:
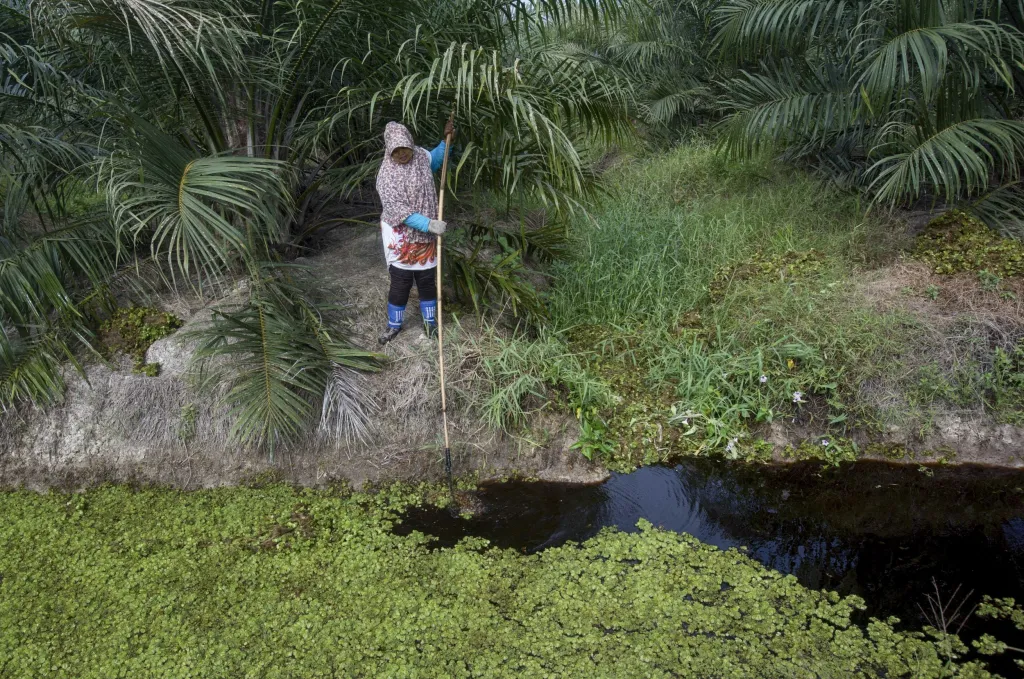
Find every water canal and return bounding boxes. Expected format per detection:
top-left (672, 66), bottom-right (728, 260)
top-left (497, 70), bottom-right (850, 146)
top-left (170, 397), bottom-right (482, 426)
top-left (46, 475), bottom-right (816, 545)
top-left (397, 459), bottom-right (1024, 672)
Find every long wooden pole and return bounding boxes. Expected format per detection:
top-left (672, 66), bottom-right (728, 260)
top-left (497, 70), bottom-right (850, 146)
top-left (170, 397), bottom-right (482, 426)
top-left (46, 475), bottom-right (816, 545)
top-left (436, 116), bottom-right (454, 501)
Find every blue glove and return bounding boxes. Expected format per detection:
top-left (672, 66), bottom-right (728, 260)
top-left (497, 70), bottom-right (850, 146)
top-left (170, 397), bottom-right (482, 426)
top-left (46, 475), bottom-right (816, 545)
top-left (405, 213), bottom-right (446, 234)
top-left (404, 213), bottom-right (430, 232)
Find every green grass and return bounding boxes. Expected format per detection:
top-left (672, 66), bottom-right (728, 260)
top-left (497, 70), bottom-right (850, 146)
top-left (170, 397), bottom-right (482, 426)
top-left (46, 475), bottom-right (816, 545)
top-left (548, 141), bottom-right (900, 331)
top-left (0, 483), bottom-right (997, 678)
top-left (533, 142), bottom-right (910, 464)
top-left (460, 142), bottom-right (1024, 466)
top-left (447, 322), bottom-right (614, 433)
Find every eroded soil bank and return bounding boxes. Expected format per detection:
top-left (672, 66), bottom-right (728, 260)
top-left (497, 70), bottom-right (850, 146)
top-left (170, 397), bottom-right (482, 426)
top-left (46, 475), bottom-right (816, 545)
top-left (0, 226), bottom-right (606, 491)
top-left (4, 223), bottom-right (1024, 493)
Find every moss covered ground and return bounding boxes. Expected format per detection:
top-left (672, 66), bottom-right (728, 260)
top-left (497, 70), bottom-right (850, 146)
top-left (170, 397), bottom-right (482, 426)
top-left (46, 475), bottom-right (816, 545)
top-left (98, 306), bottom-right (183, 376)
top-left (0, 483), bottom-right (999, 678)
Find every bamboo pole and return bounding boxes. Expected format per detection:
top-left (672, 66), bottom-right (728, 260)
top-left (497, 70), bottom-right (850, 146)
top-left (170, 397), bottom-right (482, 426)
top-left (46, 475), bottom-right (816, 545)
top-left (436, 115), bottom-right (454, 502)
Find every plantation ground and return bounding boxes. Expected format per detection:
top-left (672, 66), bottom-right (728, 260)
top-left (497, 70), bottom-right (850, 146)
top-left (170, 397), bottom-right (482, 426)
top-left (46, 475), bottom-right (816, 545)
top-left (4, 141), bottom-right (1024, 490)
top-left (0, 224), bottom-right (603, 491)
top-left (2, 144), bottom-right (1023, 679)
top-left (0, 483), bottom-right (998, 678)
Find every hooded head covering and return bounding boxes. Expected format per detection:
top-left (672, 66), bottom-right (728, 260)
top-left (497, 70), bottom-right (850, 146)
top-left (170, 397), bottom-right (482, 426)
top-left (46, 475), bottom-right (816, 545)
top-left (376, 122), bottom-right (438, 232)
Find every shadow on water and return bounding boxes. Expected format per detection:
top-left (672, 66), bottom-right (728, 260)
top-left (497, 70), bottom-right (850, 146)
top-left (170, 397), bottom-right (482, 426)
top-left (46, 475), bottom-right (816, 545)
top-left (395, 459), bottom-right (1024, 668)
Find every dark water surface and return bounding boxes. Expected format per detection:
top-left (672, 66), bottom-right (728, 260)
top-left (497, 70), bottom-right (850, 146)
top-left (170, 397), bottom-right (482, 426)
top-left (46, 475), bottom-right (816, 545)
top-left (396, 459), bottom-right (1024, 668)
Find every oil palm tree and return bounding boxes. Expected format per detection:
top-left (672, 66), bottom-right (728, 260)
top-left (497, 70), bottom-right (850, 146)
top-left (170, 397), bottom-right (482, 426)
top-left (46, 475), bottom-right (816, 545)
top-left (0, 0), bottom-right (633, 448)
top-left (524, 0), bottom-right (722, 133)
top-left (715, 0), bottom-right (1024, 229)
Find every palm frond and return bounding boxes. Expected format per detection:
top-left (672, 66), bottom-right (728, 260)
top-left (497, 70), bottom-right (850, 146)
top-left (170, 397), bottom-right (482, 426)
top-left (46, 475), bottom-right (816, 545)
top-left (446, 244), bottom-right (547, 321)
top-left (714, 0), bottom-right (852, 60)
top-left (319, 366), bottom-right (377, 445)
top-left (0, 327), bottom-right (81, 410)
top-left (968, 180), bottom-right (1024, 234)
top-left (363, 42), bottom-right (632, 211)
top-left (0, 214), bottom-right (119, 325)
top-left (105, 119), bottom-right (292, 287)
top-left (718, 63), bottom-right (860, 157)
top-left (30, 0), bottom-right (252, 94)
top-left (713, 0), bottom-right (1024, 219)
top-left (860, 19), bottom-right (1024, 106)
top-left (644, 84), bottom-right (712, 126)
top-left (868, 117), bottom-right (1024, 205)
top-left (191, 267), bottom-right (381, 449)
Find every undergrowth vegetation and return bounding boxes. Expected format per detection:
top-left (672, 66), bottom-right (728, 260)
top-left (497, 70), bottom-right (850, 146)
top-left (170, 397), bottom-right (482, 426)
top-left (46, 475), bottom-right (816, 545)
top-left (463, 143), bottom-right (1024, 468)
top-left (916, 211), bottom-right (1024, 278)
top-left (0, 483), bottom-right (999, 678)
top-left (448, 323), bottom-right (613, 433)
top-left (98, 307), bottom-right (183, 376)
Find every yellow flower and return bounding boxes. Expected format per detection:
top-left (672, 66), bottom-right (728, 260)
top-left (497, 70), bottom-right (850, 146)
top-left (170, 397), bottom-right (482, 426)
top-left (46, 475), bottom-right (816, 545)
top-left (786, 358), bottom-right (795, 370)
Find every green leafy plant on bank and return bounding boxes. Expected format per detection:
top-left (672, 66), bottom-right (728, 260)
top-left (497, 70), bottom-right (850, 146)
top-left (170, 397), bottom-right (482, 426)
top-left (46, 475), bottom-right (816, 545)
top-left (98, 306), bottom-right (183, 376)
top-left (985, 345), bottom-right (1024, 421)
top-left (915, 211), bottom-right (1024, 277)
top-left (570, 407), bottom-right (617, 460)
top-left (0, 484), bottom-right (1002, 678)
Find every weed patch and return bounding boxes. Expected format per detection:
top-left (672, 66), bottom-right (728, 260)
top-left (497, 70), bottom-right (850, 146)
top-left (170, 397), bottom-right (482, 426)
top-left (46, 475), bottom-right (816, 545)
top-left (541, 145), bottom-right (910, 464)
top-left (448, 323), bottom-right (614, 435)
top-left (708, 249), bottom-right (827, 302)
top-left (99, 306), bottom-right (182, 375)
top-left (915, 210), bottom-right (1024, 277)
top-left (467, 145), bottom-right (1024, 467)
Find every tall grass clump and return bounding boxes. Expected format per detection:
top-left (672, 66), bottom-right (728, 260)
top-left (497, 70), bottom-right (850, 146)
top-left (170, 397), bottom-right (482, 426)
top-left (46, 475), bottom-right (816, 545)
top-left (448, 322), bottom-right (614, 434)
top-left (548, 141), bottom-right (900, 332)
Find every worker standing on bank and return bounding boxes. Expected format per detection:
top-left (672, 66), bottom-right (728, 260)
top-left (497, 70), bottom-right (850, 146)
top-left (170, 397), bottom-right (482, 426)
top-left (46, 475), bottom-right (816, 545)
top-left (374, 119), bottom-right (455, 345)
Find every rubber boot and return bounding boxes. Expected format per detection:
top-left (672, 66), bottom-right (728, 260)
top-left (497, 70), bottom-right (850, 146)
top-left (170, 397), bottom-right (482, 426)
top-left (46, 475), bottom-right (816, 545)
top-left (379, 303), bottom-right (405, 345)
top-left (420, 299), bottom-right (437, 338)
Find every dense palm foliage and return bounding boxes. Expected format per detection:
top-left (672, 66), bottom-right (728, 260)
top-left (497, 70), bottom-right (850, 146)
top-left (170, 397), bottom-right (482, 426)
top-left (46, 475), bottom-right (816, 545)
top-left (716, 0), bottom-right (1024, 226)
top-left (545, 0), bottom-right (723, 130)
top-left (0, 0), bottom-right (632, 446)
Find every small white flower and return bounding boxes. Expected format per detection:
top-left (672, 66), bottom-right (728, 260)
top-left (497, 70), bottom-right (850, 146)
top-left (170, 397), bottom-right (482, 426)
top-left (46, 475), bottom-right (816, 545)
top-left (681, 418), bottom-right (689, 425)
top-left (792, 391), bottom-right (805, 403)
top-left (725, 437), bottom-right (738, 453)
top-left (821, 438), bottom-right (830, 447)
top-left (759, 375), bottom-right (768, 384)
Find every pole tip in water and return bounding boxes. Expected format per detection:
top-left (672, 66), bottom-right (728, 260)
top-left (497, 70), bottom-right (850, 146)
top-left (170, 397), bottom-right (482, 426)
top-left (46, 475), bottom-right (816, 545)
top-left (450, 490), bottom-right (484, 517)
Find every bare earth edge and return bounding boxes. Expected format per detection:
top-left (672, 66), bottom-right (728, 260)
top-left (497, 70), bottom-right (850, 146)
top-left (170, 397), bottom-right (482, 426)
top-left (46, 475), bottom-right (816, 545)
top-left (2, 228), bottom-right (1022, 493)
